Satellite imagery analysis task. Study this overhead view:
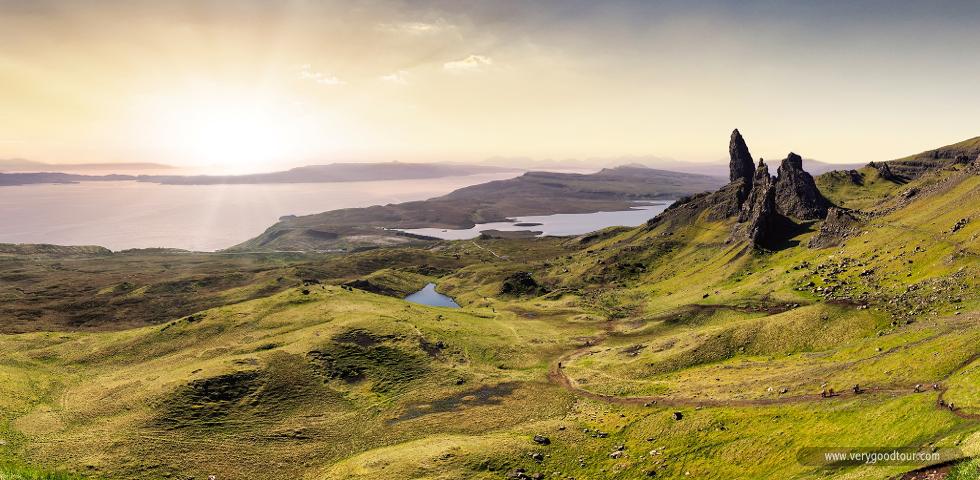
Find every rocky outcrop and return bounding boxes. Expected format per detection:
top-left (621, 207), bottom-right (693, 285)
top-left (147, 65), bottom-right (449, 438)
top-left (729, 129), bottom-right (755, 184)
top-left (737, 160), bottom-right (779, 246)
top-left (808, 208), bottom-right (863, 249)
top-left (868, 161), bottom-right (901, 182)
top-left (969, 155), bottom-right (980, 175)
top-left (646, 179), bottom-right (749, 229)
top-left (500, 271), bottom-right (547, 296)
top-left (773, 153), bottom-right (832, 220)
top-left (651, 130), bottom-right (835, 249)
top-left (648, 130), bottom-right (755, 229)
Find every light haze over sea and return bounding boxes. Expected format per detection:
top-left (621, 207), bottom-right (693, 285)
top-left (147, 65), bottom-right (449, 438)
top-left (0, 173), bottom-right (670, 252)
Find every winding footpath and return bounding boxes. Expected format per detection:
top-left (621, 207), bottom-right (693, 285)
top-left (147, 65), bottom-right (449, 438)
top-left (548, 331), bottom-right (980, 420)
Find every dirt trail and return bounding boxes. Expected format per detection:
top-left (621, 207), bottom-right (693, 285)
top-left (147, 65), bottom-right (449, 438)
top-left (548, 322), bottom-right (980, 418)
top-left (470, 240), bottom-right (505, 259)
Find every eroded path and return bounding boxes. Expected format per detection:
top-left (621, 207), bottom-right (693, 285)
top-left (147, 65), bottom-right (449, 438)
top-left (547, 317), bottom-right (980, 419)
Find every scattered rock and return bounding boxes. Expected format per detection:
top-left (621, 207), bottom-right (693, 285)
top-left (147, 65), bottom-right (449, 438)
top-left (809, 208), bottom-right (863, 249)
top-left (532, 435), bottom-right (551, 445)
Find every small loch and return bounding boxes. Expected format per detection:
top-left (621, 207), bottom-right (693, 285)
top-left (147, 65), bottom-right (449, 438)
top-left (404, 283), bottom-right (461, 308)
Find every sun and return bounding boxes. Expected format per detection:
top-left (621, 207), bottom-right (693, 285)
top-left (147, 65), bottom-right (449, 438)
top-left (178, 102), bottom-right (295, 171)
top-left (136, 87), bottom-right (315, 173)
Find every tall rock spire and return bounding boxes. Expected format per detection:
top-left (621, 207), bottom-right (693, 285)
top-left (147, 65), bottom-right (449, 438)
top-left (729, 129), bottom-right (755, 184)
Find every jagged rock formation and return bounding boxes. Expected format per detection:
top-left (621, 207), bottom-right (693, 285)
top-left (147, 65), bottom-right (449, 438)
top-left (649, 130), bottom-right (757, 228)
top-left (729, 129), bottom-right (755, 184)
top-left (736, 160), bottom-right (779, 245)
top-left (650, 129), bottom-right (834, 249)
top-left (774, 153), bottom-right (832, 220)
top-left (809, 208), bottom-right (863, 249)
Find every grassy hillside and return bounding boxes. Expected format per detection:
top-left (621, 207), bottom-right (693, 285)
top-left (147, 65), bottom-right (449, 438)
top-left (2, 141), bottom-right (980, 479)
top-left (0, 247), bottom-right (471, 333)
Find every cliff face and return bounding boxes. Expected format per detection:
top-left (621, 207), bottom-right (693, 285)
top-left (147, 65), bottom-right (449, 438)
top-left (774, 153), bottom-right (832, 220)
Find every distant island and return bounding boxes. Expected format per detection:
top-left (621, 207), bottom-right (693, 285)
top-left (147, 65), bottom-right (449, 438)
top-left (232, 165), bottom-right (726, 251)
top-left (0, 162), bottom-right (518, 186)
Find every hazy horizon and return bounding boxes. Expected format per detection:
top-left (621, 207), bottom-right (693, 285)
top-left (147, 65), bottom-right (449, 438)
top-left (3, 1), bottom-right (980, 173)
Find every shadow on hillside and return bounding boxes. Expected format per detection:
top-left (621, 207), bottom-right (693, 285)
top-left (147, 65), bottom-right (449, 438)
top-left (765, 217), bottom-right (817, 251)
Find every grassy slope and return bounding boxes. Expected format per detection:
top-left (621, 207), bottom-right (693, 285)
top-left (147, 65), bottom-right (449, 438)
top-left (2, 163), bottom-right (980, 479)
top-left (0, 285), bottom-right (590, 479)
top-left (0, 247), bottom-right (470, 333)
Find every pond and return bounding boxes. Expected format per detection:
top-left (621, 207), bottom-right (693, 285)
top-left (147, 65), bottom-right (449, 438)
top-left (404, 283), bottom-right (461, 308)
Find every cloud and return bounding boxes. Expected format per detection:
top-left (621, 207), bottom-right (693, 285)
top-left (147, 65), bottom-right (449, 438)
top-left (297, 64), bottom-right (345, 86)
top-left (376, 19), bottom-right (454, 35)
top-left (443, 55), bottom-right (493, 73)
top-left (379, 70), bottom-right (409, 84)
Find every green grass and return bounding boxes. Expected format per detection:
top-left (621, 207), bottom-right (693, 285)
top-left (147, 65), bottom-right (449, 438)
top-left (3, 149), bottom-right (980, 479)
top-left (0, 464), bottom-right (90, 479)
top-left (949, 457), bottom-right (980, 480)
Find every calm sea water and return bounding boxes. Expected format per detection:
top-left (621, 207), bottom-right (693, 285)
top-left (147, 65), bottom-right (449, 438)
top-left (0, 173), bottom-right (518, 251)
top-left (398, 202), bottom-right (672, 240)
top-left (404, 283), bottom-right (461, 308)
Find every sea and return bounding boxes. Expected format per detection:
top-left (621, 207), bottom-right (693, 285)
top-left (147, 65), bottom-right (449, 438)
top-left (0, 175), bottom-right (671, 251)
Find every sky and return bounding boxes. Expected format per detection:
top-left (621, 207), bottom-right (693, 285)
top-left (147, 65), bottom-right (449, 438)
top-left (2, 0), bottom-right (980, 172)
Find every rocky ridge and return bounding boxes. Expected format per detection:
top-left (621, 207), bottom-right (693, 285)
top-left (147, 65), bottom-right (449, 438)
top-left (649, 129), bottom-right (836, 248)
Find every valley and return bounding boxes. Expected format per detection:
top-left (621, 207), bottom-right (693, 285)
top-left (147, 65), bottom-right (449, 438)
top-left (2, 131), bottom-right (980, 479)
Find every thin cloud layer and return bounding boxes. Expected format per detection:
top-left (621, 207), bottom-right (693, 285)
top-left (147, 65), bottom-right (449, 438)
top-left (297, 64), bottom-right (345, 86)
top-left (443, 55), bottom-right (493, 73)
top-left (3, 0), bottom-right (980, 167)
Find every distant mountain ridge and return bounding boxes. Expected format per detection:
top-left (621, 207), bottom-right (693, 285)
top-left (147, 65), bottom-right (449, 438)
top-left (0, 162), bottom-right (518, 186)
top-left (139, 162), bottom-right (517, 185)
top-left (482, 156), bottom-right (862, 177)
